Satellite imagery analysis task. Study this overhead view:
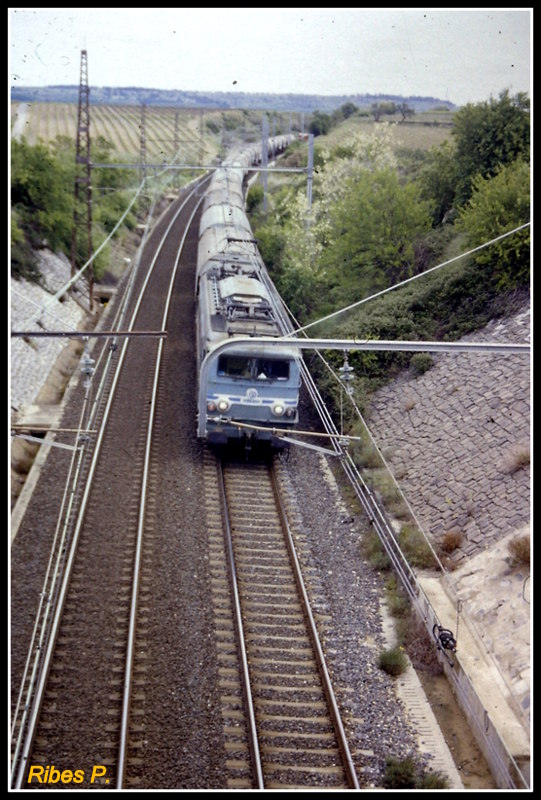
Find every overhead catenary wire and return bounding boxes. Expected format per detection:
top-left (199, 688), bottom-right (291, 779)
top-left (21, 178), bottom-right (147, 329)
top-left (284, 221), bottom-right (531, 338)
top-left (16, 139), bottom-right (189, 339)
top-left (252, 215), bottom-right (530, 582)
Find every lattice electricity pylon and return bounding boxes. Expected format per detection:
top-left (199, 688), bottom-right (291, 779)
top-left (70, 49), bottom-right (94, 310)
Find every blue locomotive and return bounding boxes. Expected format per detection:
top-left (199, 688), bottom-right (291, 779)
top-left (195, 136), bottom-right (300, 449)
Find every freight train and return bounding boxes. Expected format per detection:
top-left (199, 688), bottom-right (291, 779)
top-left (195, 134), bottom-right (300, 450)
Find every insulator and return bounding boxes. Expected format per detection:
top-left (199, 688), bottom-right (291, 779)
top-left (81, 353), bottom-right (96, 376)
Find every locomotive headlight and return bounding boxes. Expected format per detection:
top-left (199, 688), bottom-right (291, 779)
top-left (216, 397), bottom-right (231, 413)
top-left (271, 402), bottom-right (285, 417)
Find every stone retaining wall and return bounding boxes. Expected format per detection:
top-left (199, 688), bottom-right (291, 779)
top-left (367, 307), bottom-right (530, 561)
top-left (10, 250), bottom-right (90, 413)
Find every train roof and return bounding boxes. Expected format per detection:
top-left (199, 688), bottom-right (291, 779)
top-left (219, 275), bottom-right (272, 304)
top-left (200, 270), bottom-right (282, 345)
top-left (199, 204), bottom-right (252, 237)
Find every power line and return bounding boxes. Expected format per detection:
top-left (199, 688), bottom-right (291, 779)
top-left (287, 222), bottom-right (531, 337)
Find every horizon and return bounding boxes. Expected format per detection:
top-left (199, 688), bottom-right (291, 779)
top-left (9, 9), bottom-right (530, 108)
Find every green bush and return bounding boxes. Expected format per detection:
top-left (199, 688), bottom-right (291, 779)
top-left (410, 352), bottom-right (434, 374)
top-left (417, 770), bottom-right (451, 789)
top-left (377, 646), bottom-right (408, 676)
top-left (383, 756), bottom-right (450, 789)
top-left (399, 524), bottom-right (438, 569)
top-left (383, 756), bottom-right (417, 788)
top-left (457, 158), bottom-right (530, 291)
top-left (348, 425), bottom-right (382, 469)
top-left (246, 183), bottom-right (264, 213)
top-left (361, 530), bottom-right (391, 571)
top-left (386, 589), bottom-right (410, 619)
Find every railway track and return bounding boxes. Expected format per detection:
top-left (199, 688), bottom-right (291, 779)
top-left (10, 178), bottom-right (209, 789)
top-left (12, 162), bottom-right (449, 790)
top-left (204, 453), bottom-right (359, 790)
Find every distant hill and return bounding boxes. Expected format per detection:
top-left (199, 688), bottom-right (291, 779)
top-left (10, 85), bottom-right (456, 113)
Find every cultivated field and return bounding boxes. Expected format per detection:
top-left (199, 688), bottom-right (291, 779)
top-left (322, 112), bottom-right (454, 153)
top-left (11, 102), bottom-right (219, 164)
top-left (10, 102), bottom-right (299, 166)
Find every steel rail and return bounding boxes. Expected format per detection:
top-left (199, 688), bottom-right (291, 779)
top-left (11, 179), bottom-right (209, 789)
top-left (269, 464), bottom-right (361, 789)
top-left (216, 460), bottom-right (265, 790)
top-left (116, 187), bottom-right (206, 788)
top-left (10, 392), bottom-right (92, 782)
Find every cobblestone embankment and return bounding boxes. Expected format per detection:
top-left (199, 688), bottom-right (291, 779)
top-left (10, 253), bottom-right (530, 781)
top-left (10, 250), bottom-right (91, 413)
top-left (366, 306), bottom-right (531, 725)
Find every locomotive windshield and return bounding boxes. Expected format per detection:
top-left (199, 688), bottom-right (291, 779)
top-left (217, 355), bottom-right (290, 380)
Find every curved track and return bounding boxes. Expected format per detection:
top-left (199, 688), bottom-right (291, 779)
top-left (11, 179), bottom-right (209, 789)
top-left (12, 162), bottom-right (458, 791)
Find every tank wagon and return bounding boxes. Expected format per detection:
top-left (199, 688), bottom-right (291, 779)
top-left (195, 134), bottom-right (300, 450)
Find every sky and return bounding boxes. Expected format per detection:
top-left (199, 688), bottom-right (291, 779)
top-left (9, 7), bottom-right (532, 107)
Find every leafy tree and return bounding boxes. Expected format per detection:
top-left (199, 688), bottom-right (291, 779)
top-left (417, 90), bottom-right (529, 221)
top-left (417, 140), bottom-right (459, 225)
top-left (253, 223), bottom-right (285, 273)
top-left (396, 102), bottom-right (415, 122)
top-left (11, 137), bottom-right (75, 252)
top-left (456, 158), bottom-right (530, 290)
top-left (257, 128), bottom-right (429, 318)
top-left (246, 183), bottom-right (264, 213)
top-left (331, 102), bottom-right (358, 125)
top-left (322, 168), bottom-right (432, 300)
top-left (90, 136), bottom-right (139, 234)
top-left (11, 210), bottom-right (40, 282)
top-left (11, 135), bottom-right (140, 282)
top-left (247, 111), bottom-right (530, 408)
top-left (340, 102), bottom-right (358, 119)
top-left (308, 111), bottom-right (332, 136)
top-left (371, 101), bottom-right (396, 122)
top-left (451, 89), bottom-right (530, 205)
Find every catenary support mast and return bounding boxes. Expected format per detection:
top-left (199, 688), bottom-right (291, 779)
top-left (70, 49), bottom-right (94, 311)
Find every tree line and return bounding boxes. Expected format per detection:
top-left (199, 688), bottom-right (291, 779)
top-left (11, 135), bottom-right (141, 282)
top-left (11, 84), bottom-right (455, 114)
top-left (10, 89), bottom-right (529, 390)
top-left (247, 90), bottom-right (530, 410)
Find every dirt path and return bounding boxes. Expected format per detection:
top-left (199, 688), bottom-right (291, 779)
top-left (419, 672), bottom-right (495, 788)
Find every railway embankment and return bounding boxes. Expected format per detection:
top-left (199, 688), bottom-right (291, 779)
top-left (10, 251), bottom-right (97, 509)
top-left (10, 250), bottom-right (91, 412)
top-left (10, 249), bottom-right (530, 787)
top-left (366, 304), bottom-right (531, 783)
